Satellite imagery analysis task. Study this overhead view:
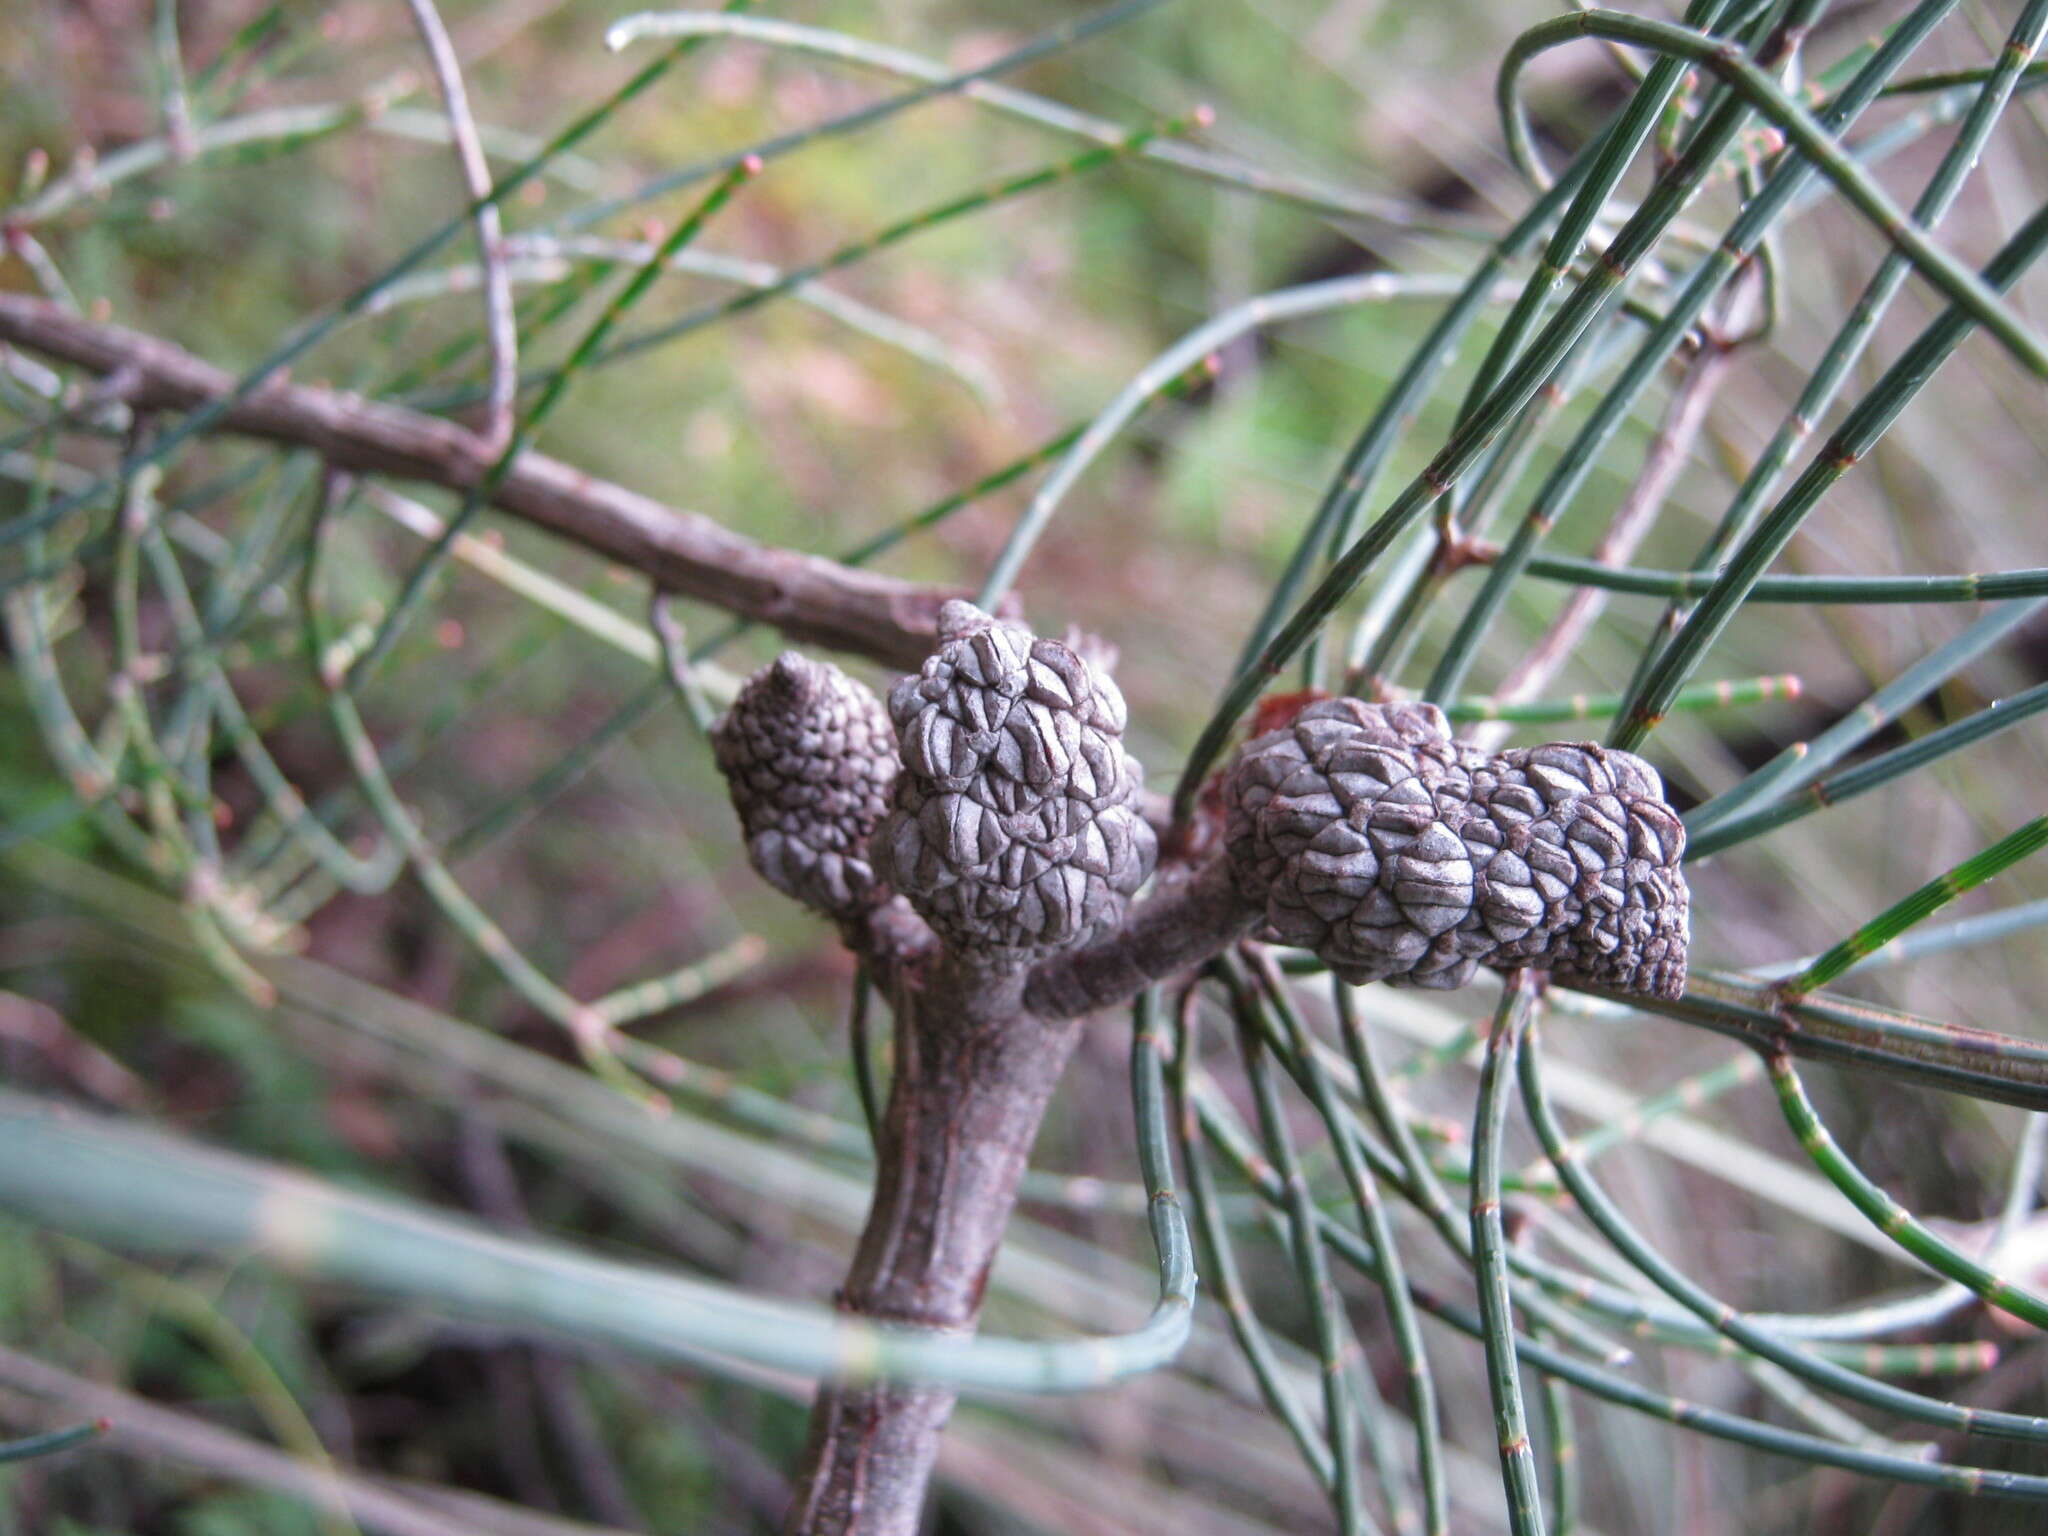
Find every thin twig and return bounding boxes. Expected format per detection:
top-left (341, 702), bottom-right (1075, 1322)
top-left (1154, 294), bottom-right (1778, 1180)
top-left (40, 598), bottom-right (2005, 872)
top-left (1474, 276), bottom-right (1751, 750)
top-left (401, 0), bottom-right (517, 451)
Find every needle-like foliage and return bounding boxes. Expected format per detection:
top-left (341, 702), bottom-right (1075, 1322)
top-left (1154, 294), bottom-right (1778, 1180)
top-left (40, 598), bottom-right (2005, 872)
top-left (3, 3), bottom-right (2047, 1532)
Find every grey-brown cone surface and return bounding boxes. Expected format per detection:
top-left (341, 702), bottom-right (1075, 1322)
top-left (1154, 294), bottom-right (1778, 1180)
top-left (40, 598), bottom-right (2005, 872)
top-left (873, 601), bottom-right (1156, 956)
top-left (712, 652), bottom-right (897, 918)
top-left (1221, 697), bottom-right (1688, 998)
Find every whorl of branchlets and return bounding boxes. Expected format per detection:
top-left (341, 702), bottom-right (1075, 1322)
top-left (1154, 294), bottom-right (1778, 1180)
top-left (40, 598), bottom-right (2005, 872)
top-left (712, 652), bottom-right (897, 918)
top-left (873, 601), bottom-right (1156, 957)
top-left (1221, 697), bottom-right (1688, 999)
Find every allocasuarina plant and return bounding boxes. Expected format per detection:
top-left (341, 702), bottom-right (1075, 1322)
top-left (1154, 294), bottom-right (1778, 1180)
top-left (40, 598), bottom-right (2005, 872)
top-left (712, 601), bottom-right (1692, 1533)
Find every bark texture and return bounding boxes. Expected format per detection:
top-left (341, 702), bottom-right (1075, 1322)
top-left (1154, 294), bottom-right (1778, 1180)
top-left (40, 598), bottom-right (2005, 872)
top-left (1023, 856), bottom-right (1256, 1020)
top-left (784, 956), bottom-right (1079, 1536)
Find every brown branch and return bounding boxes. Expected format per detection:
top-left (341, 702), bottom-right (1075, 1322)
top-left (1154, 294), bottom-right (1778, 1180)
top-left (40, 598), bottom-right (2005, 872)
top-left (1025, 858), bottom-right (1257, 1021)
top-left (785, 955), bottom-right (1080, 1536)
top-left (0, 294), bottom-right (979, 671)
top-left (786, 861), bottom-right (1254, 1534)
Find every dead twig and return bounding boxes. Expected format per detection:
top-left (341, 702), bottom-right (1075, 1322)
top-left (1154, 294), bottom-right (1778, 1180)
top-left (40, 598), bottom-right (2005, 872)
top-left (0, 295), bottom-right (985, 670)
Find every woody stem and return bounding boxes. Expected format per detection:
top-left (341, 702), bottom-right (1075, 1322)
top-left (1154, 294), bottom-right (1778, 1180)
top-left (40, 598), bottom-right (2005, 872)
top-left (1026, 857), bottom-right (1258, 1020)
top-left (784, 952), bottom-right (1079, 1536)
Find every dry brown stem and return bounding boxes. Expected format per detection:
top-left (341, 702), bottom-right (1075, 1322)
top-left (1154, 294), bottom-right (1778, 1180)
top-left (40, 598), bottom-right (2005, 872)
top-left (784, 954), bottom-right (1079, 1536)
top-left (0, 294), bottom-right (981, 670)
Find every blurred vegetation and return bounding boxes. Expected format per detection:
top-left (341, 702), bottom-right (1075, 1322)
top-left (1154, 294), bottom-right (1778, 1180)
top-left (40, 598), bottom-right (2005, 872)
top-left (3, 1), bottom-right (2048, 1533)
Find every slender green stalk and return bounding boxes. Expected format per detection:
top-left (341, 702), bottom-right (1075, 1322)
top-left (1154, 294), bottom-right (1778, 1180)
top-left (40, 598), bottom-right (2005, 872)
top-left (1787, 818), bottom-right (2048, 993)
top-left (1688, 599), bottom-right (2045, 838)
top-left (849, 966), bottom-right (881, 1147)
top-left (1765, 1055), bottom-right (2048, 1330)
top-left (1227, 971), bottom-right (1374, 1536)
top-left (319, 662), bottom-right (654, 1080)
top-left (1422, 331), bottom-right (1576, 576)
top-left (1615, 199), bottom-right (2048, 749)
top-left (1613, 0), bottom-right (2048, 746)
top-left (1688, 680), bottom-right (2048, 857)
top-left (1757, 897), bottom-right (2048, 982)
top-left (1471, 975), bottom-right (1546, 1535)
top-left (1250, 955), bottom-right (1445, 1536)
top-left (1446, 674), bottom-right (1799, 725)
top-left (1461, 0), bottom-right (1736, 433)
top-left (109, 451), bottom-right (154, 707)
top-left (1232, 162), bottom-right (1595, 686)
top-left (1128, 990), bottom-right (1201, 1400)
top-left (1600, 968), bottom-right (2048, 1110)
top-left (1884, 58), bottom-right (2048, 96)
top-left (848, 425), bottom-right (1080, 562)
top-left (325, 644), bottom-right (870, 1151)
top-left (1522, 1020), bottom-right (2048, 1442)
top-left (0, 1421), bottom-right (106, 1464)
top-left (1168, 992), bottom-right (1341, 1494)
top-left (0, 1088), bottom-right (1192, 1394)
top-left (1531, 1323), bottom-right (1578, 1536)
top-left (1626, 1326), bottom-right (1994, 1378)
top-left (1523, 556), bottom-right (2048, 605)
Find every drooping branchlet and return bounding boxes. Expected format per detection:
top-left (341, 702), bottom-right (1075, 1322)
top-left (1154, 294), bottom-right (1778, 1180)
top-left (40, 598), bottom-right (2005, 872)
top-left (1221, 697), bottom-right (1689, 998)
